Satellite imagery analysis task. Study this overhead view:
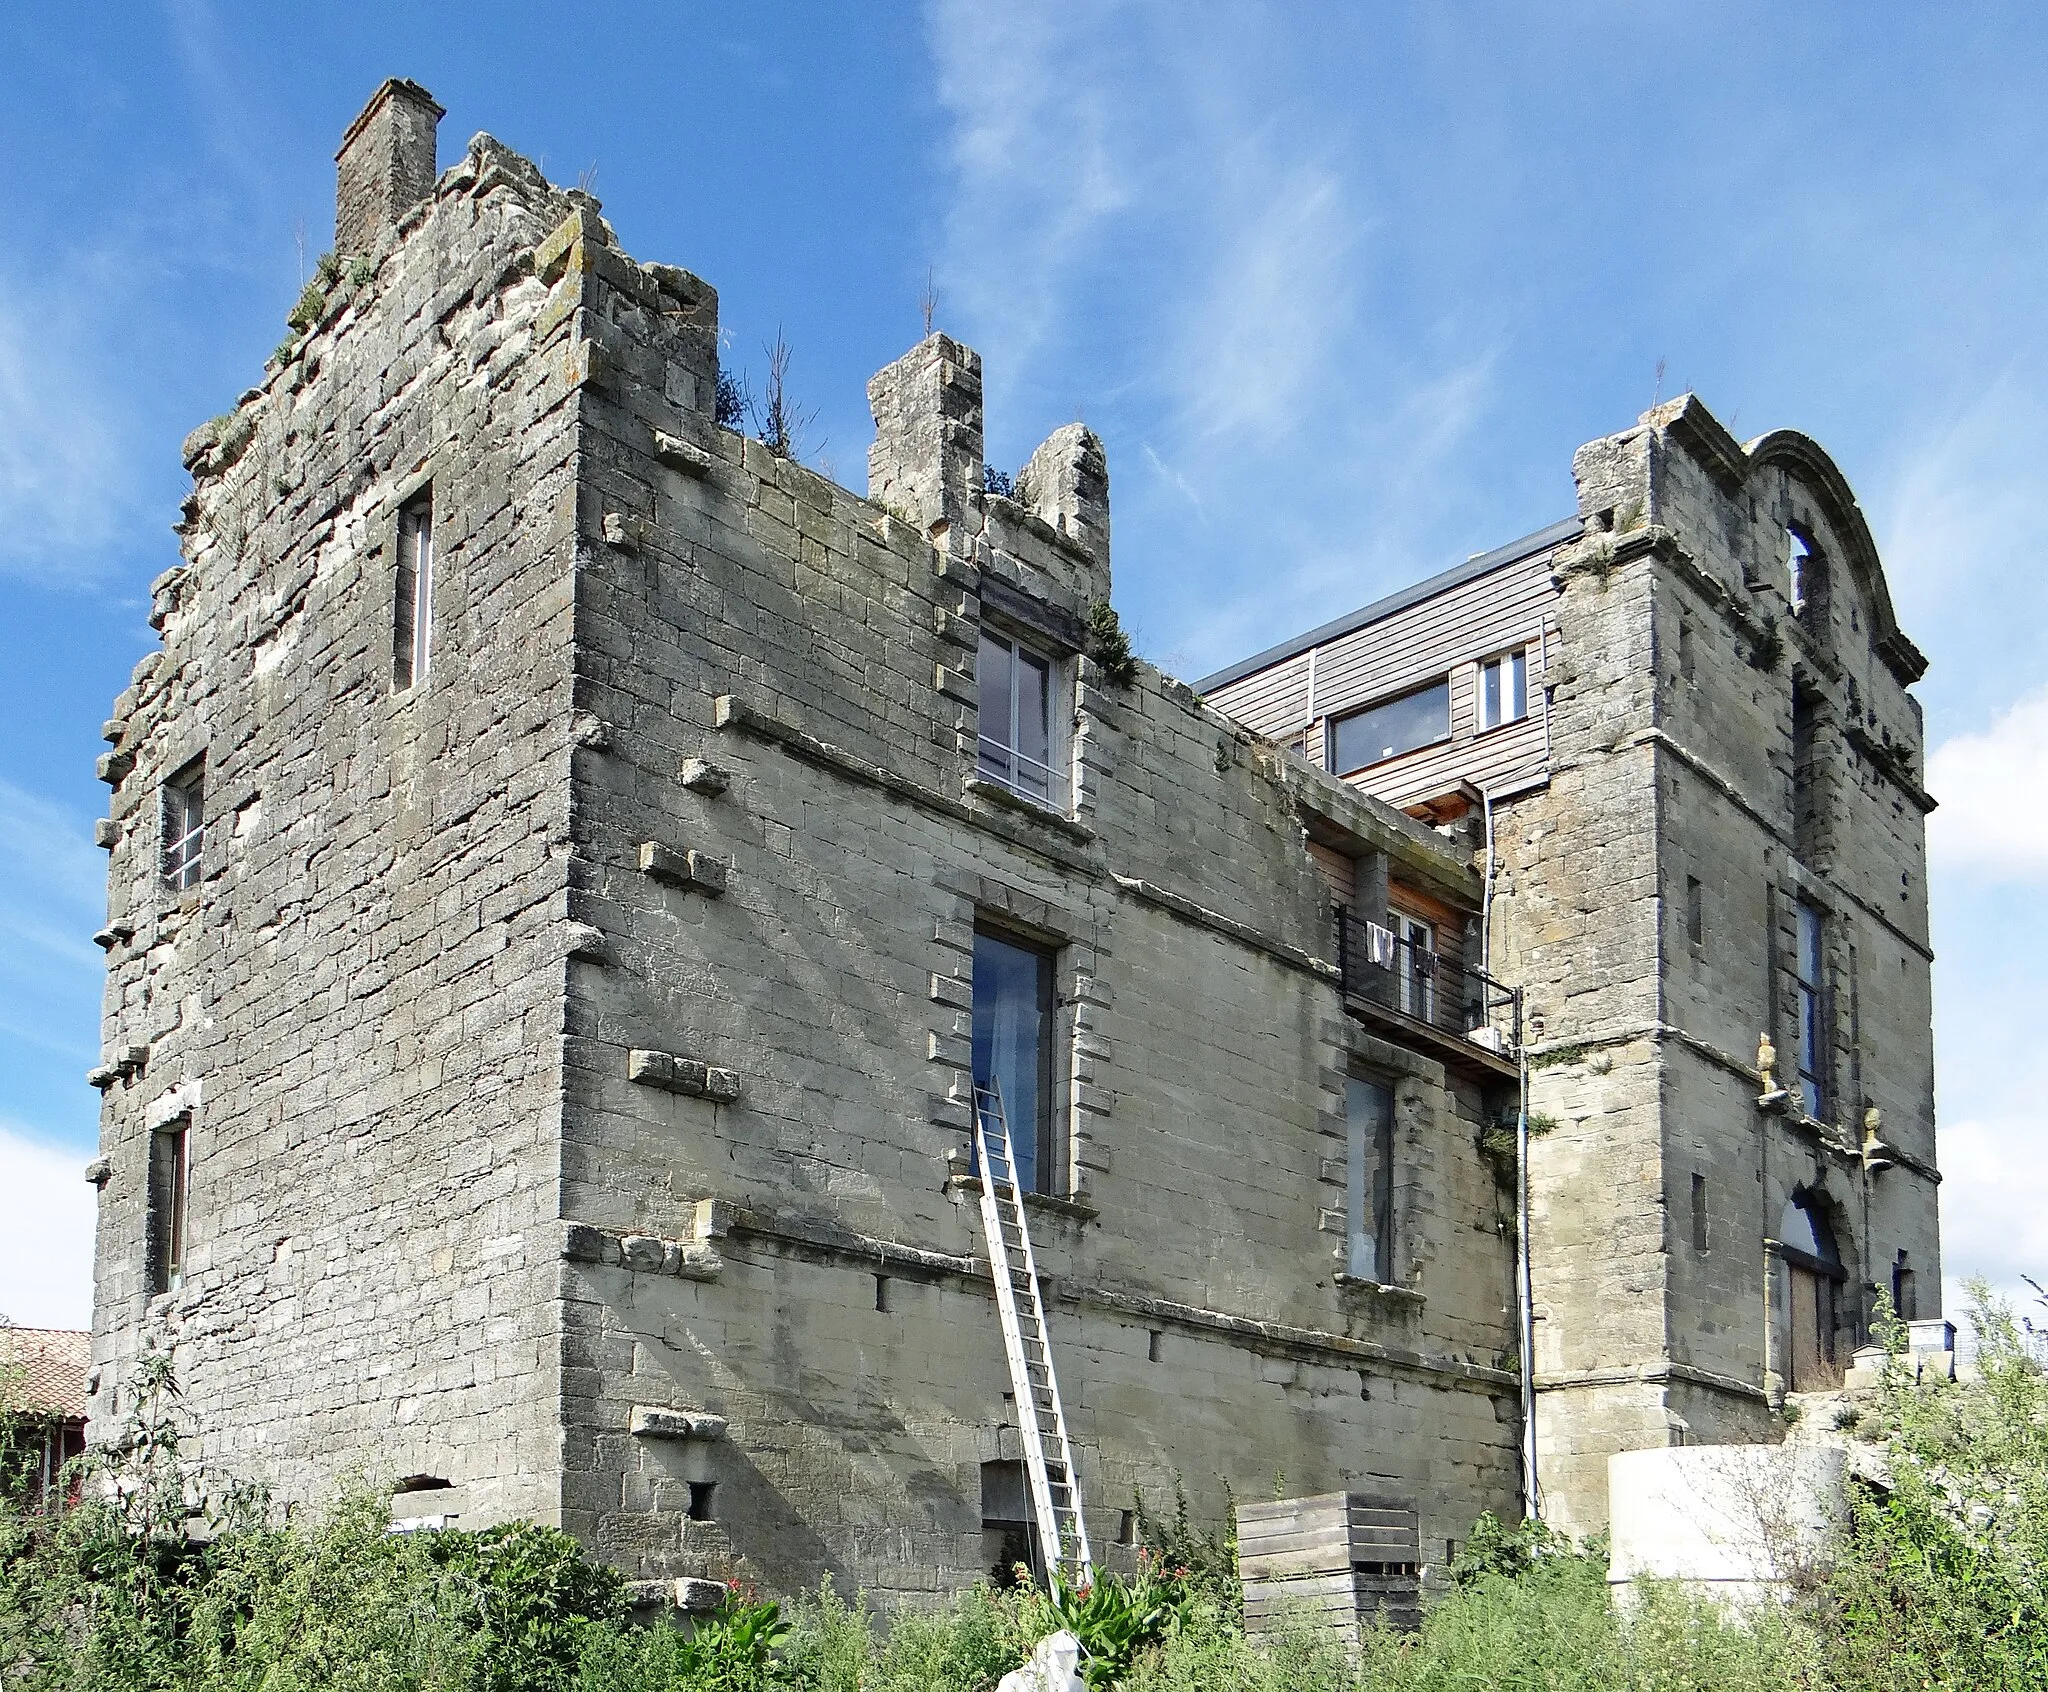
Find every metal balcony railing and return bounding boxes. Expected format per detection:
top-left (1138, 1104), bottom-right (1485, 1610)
top-left (1335, 906), bottom-right (1522, 1055)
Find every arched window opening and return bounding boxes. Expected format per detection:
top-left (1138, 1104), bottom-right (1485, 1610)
top-left (1786, 527), bottom-right (1826, 625)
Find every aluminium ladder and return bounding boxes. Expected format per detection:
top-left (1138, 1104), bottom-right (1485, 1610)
top-left (971, 1080), bottom-right (1094, 1585)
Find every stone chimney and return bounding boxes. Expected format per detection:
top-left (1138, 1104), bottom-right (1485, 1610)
top-left (335, 79), bottom-right (444, 259)
top-left (867, 334), bottom-right (983, 544)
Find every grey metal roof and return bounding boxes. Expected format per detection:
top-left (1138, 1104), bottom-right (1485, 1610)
top-left (1192, 514), bottom-right (1583, 695)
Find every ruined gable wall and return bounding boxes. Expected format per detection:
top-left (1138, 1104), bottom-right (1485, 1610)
top-left (88, 132), bottom-right (588, 1523)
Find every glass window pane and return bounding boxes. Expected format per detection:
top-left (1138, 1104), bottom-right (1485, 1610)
top-left (1481, 661), bottom-right (1501, 728)
top-left (972, 930), bottom-right (1053, 1193)
top-left (977, 634), bottom-right (1015, 783)
top-left (1508, 650), bottom-right (1527, 720)
top-left (1345, 1076), bottom-right (1394, 1282)
top-left (1016, 649), bottom-right (1051, 767)
top-left (1332, 680), bottom-right (1450, 773)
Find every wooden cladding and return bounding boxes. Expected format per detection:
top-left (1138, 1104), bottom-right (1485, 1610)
top-left (1238, 1491), bottom-right (1422, 1635)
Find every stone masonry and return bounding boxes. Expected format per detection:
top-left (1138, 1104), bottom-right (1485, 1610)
top-left (1201, 399), bottom-right (1941, 1534)
top-left (87, 83), bottom-right (1537, 1599)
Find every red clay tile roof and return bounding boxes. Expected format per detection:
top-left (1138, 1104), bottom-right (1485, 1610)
top-left (1, 1328), bottom-right (90, 1421)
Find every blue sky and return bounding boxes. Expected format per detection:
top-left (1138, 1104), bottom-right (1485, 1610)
top-left (4, 1), bottom-right (2047, 1332)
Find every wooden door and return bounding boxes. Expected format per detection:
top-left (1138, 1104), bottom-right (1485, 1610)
top-left (1787, 1264), bottom-right (1843, 1391)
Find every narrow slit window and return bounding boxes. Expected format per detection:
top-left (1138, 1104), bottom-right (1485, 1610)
top-left (161, 757), bottom-right (205, 891)
top-left (1477, 649), bottom-right (1528, 731)
top-left (1794, 900), bottom-right (1828, 1119)
top-left (148, 1116), bottom-right (190, 1295)
top-left (393, 491), bottom-right (434, 690)
top-left (1788, 529), bottom-right (1813, 615)
top-left (1685, 876), bottom-right (1704, 947)
top-left (1691, 1172), bottom-right (1709, 1252)
top-left (1344, 1075), bottom-right (1395, 1283)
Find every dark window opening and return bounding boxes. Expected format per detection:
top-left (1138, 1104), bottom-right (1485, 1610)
top-left (161, 758), bottom-right (205, 892)
top-left (1344, 1075), bottom-right (1395, 1283)
top-left (1795, 900), bottom-right (1829, 1119)
top-left (686, 1481), bottom-right (717, 1522)
top-left (874, 1274), bottom-right (891, 1313)
top-left (1330, 679), bottom-right (1450, 774)
top-left (1146, 1329), bottom-right (1162, 1363)
top-left (977, 630), bottom-right (1062, 808)
top-left (1678, 616), bottom-right (1696, 683)
top-left (1690, 1172), bottom-right (1709, 1253)
top-left (1685, 876), bottom-right (1703, 947)
top-left (1792, 686), bottom-right (1821, 859)
top-left (1117, 1509), bottom-right (1138, 1547)
top-left (981, 1459), bottom-right (1040, 1586)
top-left (393, 491), bottom-right (434, 691)
top-left (971, 928), bottom-right (1059, 1195)
top-left (147, 1117), bottom-right (190, 1296)
top-left (1892, 1250), bottom-right (1918, 1321)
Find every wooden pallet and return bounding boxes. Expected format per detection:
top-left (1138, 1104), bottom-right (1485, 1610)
top-left (1238, 1492), bottom-right (1422, 1636)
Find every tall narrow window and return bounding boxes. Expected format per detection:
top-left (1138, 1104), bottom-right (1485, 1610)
top-left (393, 491), bottom-right (434, 691)
top-left (161, 758), bottom-right (205, 891)
top-left (1690, 1172), bottom-right (1710, 1252)
top-left (1396, 915), bottom-right (1435, 1022)
top-left (977, 630), bottom-right (1061, 807)
top-left (971, 928), bottom-right (1058, 1194)
top-left (980, 1460), bottom-right (1038, 1585)
top-left (147, 1117), bottom-right (190, 1295)
top-left (1794, 900), bottom-right (1828, 1119)
top-left (1330, 679), bottom-right (1450, 773)
top-left (1891, 1250), bottom-right (1918, 1321)
top-left (1477, 649), bottom-right (1528, 730)
top-left (1787, 528), bottom-right (1815, 616)
top-left (1685, 876), bottom-right (1704, 947)
top-left (1344, 1075), bottom-right (1395, 1283)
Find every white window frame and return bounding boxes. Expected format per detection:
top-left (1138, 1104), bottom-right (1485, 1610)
top-left (161, 758), bottom-right (205, 892)
top-left (1477, 647), bottom-right (1528, 731)
top-left (975, 627), bottom-right (1069, 811)
top-left (393, 493), bottom-right (434, 691)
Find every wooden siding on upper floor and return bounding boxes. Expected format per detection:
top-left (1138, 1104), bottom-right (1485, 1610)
top-left (1206, 543), bottom-right (1565, 811)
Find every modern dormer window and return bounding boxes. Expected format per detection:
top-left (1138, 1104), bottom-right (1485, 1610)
top-left (1330, 679), bottom-right (1449, 774)
top-left (1477, 648), bottom-right (1528, 731)
top-left (977, 630), bottom-right (1064, 808)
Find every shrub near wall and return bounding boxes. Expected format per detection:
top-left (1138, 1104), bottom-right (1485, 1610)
top-left (6, 1297), bottom-right (2048, 1690)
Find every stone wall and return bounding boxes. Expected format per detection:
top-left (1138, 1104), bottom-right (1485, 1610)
top-left (90, 89), bottom-right (1529, 1599)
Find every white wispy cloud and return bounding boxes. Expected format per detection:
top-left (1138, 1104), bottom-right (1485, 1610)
top-left (0, 1121), bottom-right (96, 1331)
top-left (1939, 1115), bottom-right (2048, 1324)
top-left (0, 777), bottom-right (106, 1067)
top-left (0, 294), bottom-right (146, 582)
top-left (1928, 685), bottom-right (2048, 878)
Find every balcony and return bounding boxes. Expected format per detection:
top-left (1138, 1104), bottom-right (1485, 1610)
top-left (1334, 907), bottom-right (1521, 1077)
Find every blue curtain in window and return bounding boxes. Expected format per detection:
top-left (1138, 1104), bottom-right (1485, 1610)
top-left (972, 931), bottom-right (1050, 1192)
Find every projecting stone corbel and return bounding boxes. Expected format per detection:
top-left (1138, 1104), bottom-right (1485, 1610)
top-left (628, 1405), bottom-right (730, 1441)
top-left (637, 841), bottom-right (728, 895)
top-left (628, 1047), bottom-right (740, 1103)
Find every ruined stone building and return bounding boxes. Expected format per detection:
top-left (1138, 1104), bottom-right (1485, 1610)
top-left (84, 79), bottom-right (1938, 1593)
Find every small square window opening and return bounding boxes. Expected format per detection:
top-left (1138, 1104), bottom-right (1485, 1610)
top-left (687, 1480), bottom-right (717, 1522)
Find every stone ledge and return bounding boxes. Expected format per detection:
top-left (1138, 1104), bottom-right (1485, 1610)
top-left (652, 429), bottom-right (714, 475)
top-left (638, 840), bottom-right (729, 895)
top-left (559, 1219), bottom-right (724, 1281)
top-left (628, 1405), bottom-right (730, 1440)
top-left (628, 1047), bottom-right (740, 1102)
top-left (1334, 1274), bottom-right (1427, 1311)
top-left (1110, 873), bottom-right (1334, 984)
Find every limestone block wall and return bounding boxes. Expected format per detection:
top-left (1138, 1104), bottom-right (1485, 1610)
top-left (532, 185), bottom-right (1524, 1592)
top-left (88, 130), bottom-right (596, 1522)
